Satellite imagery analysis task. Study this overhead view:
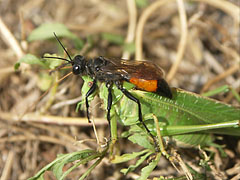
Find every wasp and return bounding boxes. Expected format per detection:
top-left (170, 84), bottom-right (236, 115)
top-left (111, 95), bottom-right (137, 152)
top-left (45, 33), bottom-right (172, 145)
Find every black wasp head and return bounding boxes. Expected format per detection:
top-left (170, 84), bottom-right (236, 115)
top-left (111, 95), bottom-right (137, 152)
top-left (72, 55), bottom-right (86, 75)
top-left (44, 33), bottom-right (87, 75)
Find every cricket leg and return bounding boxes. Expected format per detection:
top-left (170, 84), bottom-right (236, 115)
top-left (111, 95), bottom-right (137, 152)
top-left (115, 81), bottom-right (159, 151)
top-left (106, 82), bottom-right (113, 127)
top-left (85, 79), bottom-right (97, 123)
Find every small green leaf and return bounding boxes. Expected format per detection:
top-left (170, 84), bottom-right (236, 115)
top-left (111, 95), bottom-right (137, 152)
top-left (52, 161), bottom-right (64, 179)
top-left (120, 151), bottom-right (152, 175)
top-left (137, 153), bottom-right (161, 180)
top-left (73, 38), bottom-right (84, 50)
top-left (101, 33), bottom-right (124, 45)
top-left (121, 131), bottom-right (131, 138)
top-left (43, 53), bottom-right (65, 69)
top-left (28, 149), bottom-right (95, 180)
top-left (202, 85), bottom-right (230, 97)
top-left (14, 62), bottom-right (20, 70)
top-left (35, 174), bottom-right (44, 180)
top-left (28, 23), bottom-right (77, 42)
top-left (128, 133), bottom-right (155, 151)
top-left (15, 54), bottom-right (47, 69)
top-left (79, 157), bottom-right (103, 180)
top-left (111, 149), bottom-right (149, 163)
top-left (135, 0), bottom-right (149, 8)
top-left (59, 151), bottom-right (103, 180)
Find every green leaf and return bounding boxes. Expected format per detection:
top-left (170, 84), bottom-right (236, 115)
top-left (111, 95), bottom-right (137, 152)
top-left (79, 157), bottom-right (103, 180)
top-left (42, 53), bottom-right (66, 69)
top-left (101, 33), bottom-right (124, 45)
top-left (28, 149), bottom-right (95, 180)
top-left (137, 152), bottom-right (161, 180)
top-left (58, 152), bottom-right (102, 180)
top-left (14, 62), bottom-right (20, 70)
top-left (16, 53), bottom-right (66, 71)
top-left (28, 23), bottom-right (77, 42)
top-left (52, 161), bottom-right (64, 179)
top-left (73, 38), bottom-right (84, 50)
top-left (202, 85), bottom-right (229, 97)
top-left (111, 149), bottom-right (150, 163)
top-left (120, 151), bottom-right (153, 175)
top-left (128, 133), bottom-right (155, 151)
top-left (135, 0), bottom-right (149, 8)
top-left (15, 54), bottom-right (48, 70)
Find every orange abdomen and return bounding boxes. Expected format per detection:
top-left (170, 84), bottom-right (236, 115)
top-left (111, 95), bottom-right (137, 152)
top-left (129, 78), bottom-right (158, 92)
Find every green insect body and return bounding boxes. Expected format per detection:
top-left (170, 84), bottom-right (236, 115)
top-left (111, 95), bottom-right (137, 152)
top-left (80, 76), bottom-right (240, 147)
top-left (133, 89), bottom-right (240, 147)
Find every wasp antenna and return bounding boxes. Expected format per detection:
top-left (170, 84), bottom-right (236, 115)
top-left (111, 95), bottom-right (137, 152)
top-left (43, 56), bottom-right (71, 63)
top-left (53, 32), bottom-right (73, 62)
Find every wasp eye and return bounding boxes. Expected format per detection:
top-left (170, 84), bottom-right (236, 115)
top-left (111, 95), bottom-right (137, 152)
top-left (73, 65), bottom-right (82, 75)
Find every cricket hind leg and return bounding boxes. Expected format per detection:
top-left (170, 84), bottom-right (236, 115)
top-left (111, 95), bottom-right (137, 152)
top-left (114, 81), bottom-right (159, 151)
top-left (85, 79), bottom-right (97, 122)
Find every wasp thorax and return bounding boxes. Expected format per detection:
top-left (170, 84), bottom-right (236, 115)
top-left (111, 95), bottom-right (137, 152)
top-left (93, 56), bottom-right (106, 71)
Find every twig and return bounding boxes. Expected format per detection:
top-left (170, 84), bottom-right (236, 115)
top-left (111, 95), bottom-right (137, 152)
top-left (122, 0), bottom-right (137, 60)
top-left (51, 96), bottom-right (82, 109)
top-left (167, 0), bottom-right (188, 82)
top-left (0, 17), bottom-right (24, 59)
top-left (90, 119), bottom-right (100, 145)
top-left (28, 123), bottom-right (76, 143)
top-left (0, 112), bottom-right (108, 126)
top-left (192, 0), bottom-right (240, 24)
top-left (0, 151), bottom-right (15, 180)
top-left (135, 0), bottom-right (174, 60)
top-left (201, 64), bottom-right (240, 93)
top-left (0, 67), bottom-right (17, 74)
top-left (203, 51), bottom-right (235, 84)
top-left (0, 135), bottom-right (77, 150)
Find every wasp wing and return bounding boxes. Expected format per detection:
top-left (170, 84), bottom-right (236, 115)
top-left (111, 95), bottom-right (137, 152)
top-left (100, 58), bottom-right (165, 80)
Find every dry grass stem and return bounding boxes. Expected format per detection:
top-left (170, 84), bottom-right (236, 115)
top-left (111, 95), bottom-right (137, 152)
top-left (0, 112), bottom-right (107, 126)
top-left (0, 151), bottom-right (15, 180)
top-left (167, 0), bottom-right (188, 81)
top-left (193, 0), bottom-right (240, 24)
top-left (201, 64), bottom-right (239, 92)
top-left (122, 0), bottom-right (137, 60)
top-left (0, 17), bottom-right (24, 59)
top-left (135, 0), bottom-right (174, 60)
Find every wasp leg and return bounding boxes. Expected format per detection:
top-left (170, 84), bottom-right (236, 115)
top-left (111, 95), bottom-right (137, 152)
top-left (106, 82), bottom-right (113, 125)
top-left (106, 82), bottom-right (113, 138)
top-left (115, 81), bottom-right (158, 150)
top-left (85, 79), bottom-right (97, 123)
